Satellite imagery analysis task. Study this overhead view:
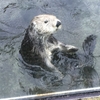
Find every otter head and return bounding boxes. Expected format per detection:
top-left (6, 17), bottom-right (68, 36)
top-left (29, 14), bottom-right (62, 36)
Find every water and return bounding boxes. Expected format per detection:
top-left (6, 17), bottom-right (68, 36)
top-left (0, 0), bottom-right (100, 98)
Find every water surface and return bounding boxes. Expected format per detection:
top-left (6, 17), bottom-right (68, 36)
top-left (0, 0), bottom-right (100, 98)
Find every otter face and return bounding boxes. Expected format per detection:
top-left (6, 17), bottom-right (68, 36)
top-left (31, 14), bottom-right (62, 35)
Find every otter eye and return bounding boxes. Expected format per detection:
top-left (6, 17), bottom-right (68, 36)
top-left (44, 20), bottom-right (48, 23)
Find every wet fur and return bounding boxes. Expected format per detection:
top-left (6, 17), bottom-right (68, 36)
top-left (20, 14), bottom-right (78, 79)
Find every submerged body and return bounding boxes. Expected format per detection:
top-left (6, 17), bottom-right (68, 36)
top-left (51, 34), bottom-right (99, 87)
top-left (52, 34), bottom-right (97, 69)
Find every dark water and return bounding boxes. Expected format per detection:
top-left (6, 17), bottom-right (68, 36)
top-left (0, 0), bottom-right (100, 98)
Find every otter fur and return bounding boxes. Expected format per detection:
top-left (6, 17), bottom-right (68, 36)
top-left (20, 14), bottom-right (78, 79)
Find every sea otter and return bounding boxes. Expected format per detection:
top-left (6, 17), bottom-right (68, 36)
top-left (20, 14), bottom-right (78, 79)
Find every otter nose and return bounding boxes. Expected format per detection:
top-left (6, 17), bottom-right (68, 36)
top-left (56, 21), bottom-right (61, 27)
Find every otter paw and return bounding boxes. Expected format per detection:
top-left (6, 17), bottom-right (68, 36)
top-left (66, 45), bottom-right (78, 53)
